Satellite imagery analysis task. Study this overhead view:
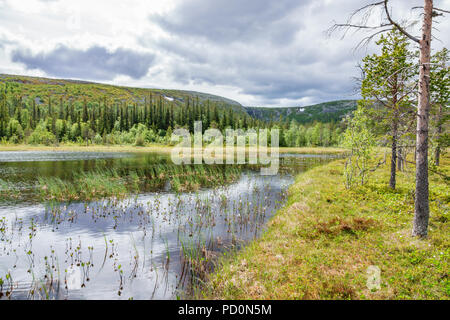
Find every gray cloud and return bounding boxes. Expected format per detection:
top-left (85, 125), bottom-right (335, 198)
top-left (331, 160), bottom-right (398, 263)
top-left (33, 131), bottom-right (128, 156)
top-left (166, 57), bottom-right (356, 105)
top-left (12, 45), bottom-right (155, 80)
top-left (152, 0), bottom-right (308, 45)
top-left (146, 0), bottom-right (368, 106)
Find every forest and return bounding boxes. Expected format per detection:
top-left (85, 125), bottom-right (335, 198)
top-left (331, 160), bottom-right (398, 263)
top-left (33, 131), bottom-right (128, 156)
top-left (0, 76), bottom-right (346, 148)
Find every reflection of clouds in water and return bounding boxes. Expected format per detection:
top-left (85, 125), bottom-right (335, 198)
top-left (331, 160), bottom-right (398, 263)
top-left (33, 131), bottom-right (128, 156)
top-left (0, 151), bottom-right (132, 162)
top-left (0, 154), bottom-right (335, 299)
top-left (0, 172), bottom-right (291, 299)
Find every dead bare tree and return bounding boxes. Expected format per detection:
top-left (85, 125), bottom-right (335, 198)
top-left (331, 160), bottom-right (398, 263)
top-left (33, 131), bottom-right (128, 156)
top-left (329, 0), bottom-right (448, 238)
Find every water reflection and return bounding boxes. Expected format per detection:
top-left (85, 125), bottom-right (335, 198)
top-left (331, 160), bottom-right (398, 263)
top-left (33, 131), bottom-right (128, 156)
top-left (0, 151), bottom-right (337, 300)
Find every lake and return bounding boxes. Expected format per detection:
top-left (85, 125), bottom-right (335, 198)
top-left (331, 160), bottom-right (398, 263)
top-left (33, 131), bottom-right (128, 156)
top-left (0, 151), bottom-right (338, 299)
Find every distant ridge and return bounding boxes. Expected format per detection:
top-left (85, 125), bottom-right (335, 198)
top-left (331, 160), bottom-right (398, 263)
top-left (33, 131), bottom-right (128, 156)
top-left (244, 100), bottom-right (357, 124)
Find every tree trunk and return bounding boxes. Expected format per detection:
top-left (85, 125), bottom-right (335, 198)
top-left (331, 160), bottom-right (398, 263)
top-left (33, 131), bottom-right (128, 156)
top-left (390, 74), bottom-right (399, 189)
top-left (397, 146), bottom-right (402, 171)
top-left (412, 0), bottom-right (433, 238)
top-left (435, 103), bottom-right (442, 166)
top-left (390, 116), bottom-right (398, 189)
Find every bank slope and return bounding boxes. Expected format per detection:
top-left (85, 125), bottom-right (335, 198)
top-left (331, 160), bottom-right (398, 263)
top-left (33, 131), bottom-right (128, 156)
top-left (202, 156), bottom-right (449, 299)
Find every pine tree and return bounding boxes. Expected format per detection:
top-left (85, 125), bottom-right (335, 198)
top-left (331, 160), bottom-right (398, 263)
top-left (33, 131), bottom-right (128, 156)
top-left (59, 96), bottom-right (64, 119)
top-left (430, 47), bottom-right (449, 166)
top-left (82, 99), bottom-right (89, 122)
top-left (360, 28), bottom-right (415, 189)
top-left (48, 94), bottom-right (52, 116)
top-left (205, 101), bottom-right (211, 130)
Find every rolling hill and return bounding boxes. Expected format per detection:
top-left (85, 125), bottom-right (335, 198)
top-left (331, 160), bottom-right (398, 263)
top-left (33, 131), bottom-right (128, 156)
top-left (0, 74), bottom-right (356, 125)
top-left (0, 74), bottom-right (247, 114)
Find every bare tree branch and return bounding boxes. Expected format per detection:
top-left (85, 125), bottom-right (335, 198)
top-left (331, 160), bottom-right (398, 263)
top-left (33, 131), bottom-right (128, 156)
top-left (433, 7), bottom-right (450, 14)
top-left (355, 28), bottom-right (392, 50)
top-left (328, 0), bottom-right (425, 45)
top-left (383, 0), bottom-right (420, 43)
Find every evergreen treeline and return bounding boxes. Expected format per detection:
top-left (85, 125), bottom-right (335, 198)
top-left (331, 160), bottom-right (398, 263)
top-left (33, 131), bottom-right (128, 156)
top-left (281, 120), bottom-right (343, 147)
top-left (0, 87), bottom-right (264, 146)
top-left (0, 82), bottom-right (345, 147)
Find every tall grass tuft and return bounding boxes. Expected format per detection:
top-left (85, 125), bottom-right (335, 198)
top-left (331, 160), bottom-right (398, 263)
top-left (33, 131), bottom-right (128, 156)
top-left (37, 164), bottom-right (243, 201)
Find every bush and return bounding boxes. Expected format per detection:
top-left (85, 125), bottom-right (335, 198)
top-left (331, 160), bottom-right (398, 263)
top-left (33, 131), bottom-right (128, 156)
top-left (9, 134), bottom-right (20, 144)
top-left (93, 134), bottom-right (103, 145)
top-left (134, 134), bottom-right (145, 146)
top-left (27, 123), bottom-right (56, 146)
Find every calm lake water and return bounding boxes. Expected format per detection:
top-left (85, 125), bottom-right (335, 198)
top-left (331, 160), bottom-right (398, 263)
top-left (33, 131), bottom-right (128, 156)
top-left (0, 151), bottom-right (338, 300)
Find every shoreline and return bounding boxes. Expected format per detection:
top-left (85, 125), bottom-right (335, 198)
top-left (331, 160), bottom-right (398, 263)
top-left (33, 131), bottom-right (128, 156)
top-left (200, 156), bottom-right (449, 299)
top-left (0, 144), bottom-right (347, 155)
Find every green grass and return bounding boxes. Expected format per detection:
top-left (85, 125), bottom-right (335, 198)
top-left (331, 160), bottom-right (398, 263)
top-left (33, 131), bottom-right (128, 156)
top-left (38, 169), bottom-right (129, 201)
top-left (0, 178), bottom-right (22, 200)
top-left (200, 154), bottom-right (449, 300)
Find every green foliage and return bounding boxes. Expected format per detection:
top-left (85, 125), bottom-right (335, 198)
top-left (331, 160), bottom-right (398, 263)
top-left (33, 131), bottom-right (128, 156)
top-left (429, 48), bottom-right (450, 165)
top-left (283, 120), bottom-right (342, 147)
top-left (359, 28), bottom-right (417, 189)
top-left (27, 122), bottom-right (56, 145)
top-left (342, 105), bottom-right (376, 188)
top-left (134, 134), bottom-right (145, 147)
top-left (0, 74), bottom-right (257, 146)
top-left (360, 28), bottom-right (416, 141)
top-left (430, 48), bottom-right (449, 106)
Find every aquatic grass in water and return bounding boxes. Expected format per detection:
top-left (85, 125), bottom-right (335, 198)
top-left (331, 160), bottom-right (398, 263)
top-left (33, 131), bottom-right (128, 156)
top-left (0, 179), bottom-right (22, 201)
top-left (38, 170), bottom-right (129, 201)
top-left (0, 152), bottom-right (338, 299)
top-left (36, 165), bottom-right (243, 201)
top-left (0, 172), bottom-right (294, 299)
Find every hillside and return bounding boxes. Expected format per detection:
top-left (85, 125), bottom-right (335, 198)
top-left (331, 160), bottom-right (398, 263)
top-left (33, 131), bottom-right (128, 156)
top-left (245, 100), bottom-right (357, 124)
top-left (0, 74), bottom-right (351, 148)
top-left (0, 74), bottom-right (247, 114)
top-left (0, 74), bottom-right (357, 125)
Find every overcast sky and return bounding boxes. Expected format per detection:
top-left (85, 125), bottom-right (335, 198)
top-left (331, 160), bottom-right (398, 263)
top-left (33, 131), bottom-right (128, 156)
top-left (0, 0), bottom-right (448, 107)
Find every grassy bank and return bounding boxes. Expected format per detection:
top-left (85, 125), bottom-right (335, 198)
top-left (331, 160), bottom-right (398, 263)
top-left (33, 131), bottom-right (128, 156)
top-left (201, 156), bottom-right (449, 299)
top-left (0, 144), bottom-right (346, 155)
top-left (0, 143), bottom-right (173, 154)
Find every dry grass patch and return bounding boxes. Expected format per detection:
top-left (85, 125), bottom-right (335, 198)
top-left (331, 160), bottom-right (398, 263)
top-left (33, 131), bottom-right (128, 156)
top-left (315, 216), bottom-right (378, 237)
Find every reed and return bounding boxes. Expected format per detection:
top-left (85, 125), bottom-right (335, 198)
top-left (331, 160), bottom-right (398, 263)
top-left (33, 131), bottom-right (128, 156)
top-left (36, 164), bottom-right (243, 202)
